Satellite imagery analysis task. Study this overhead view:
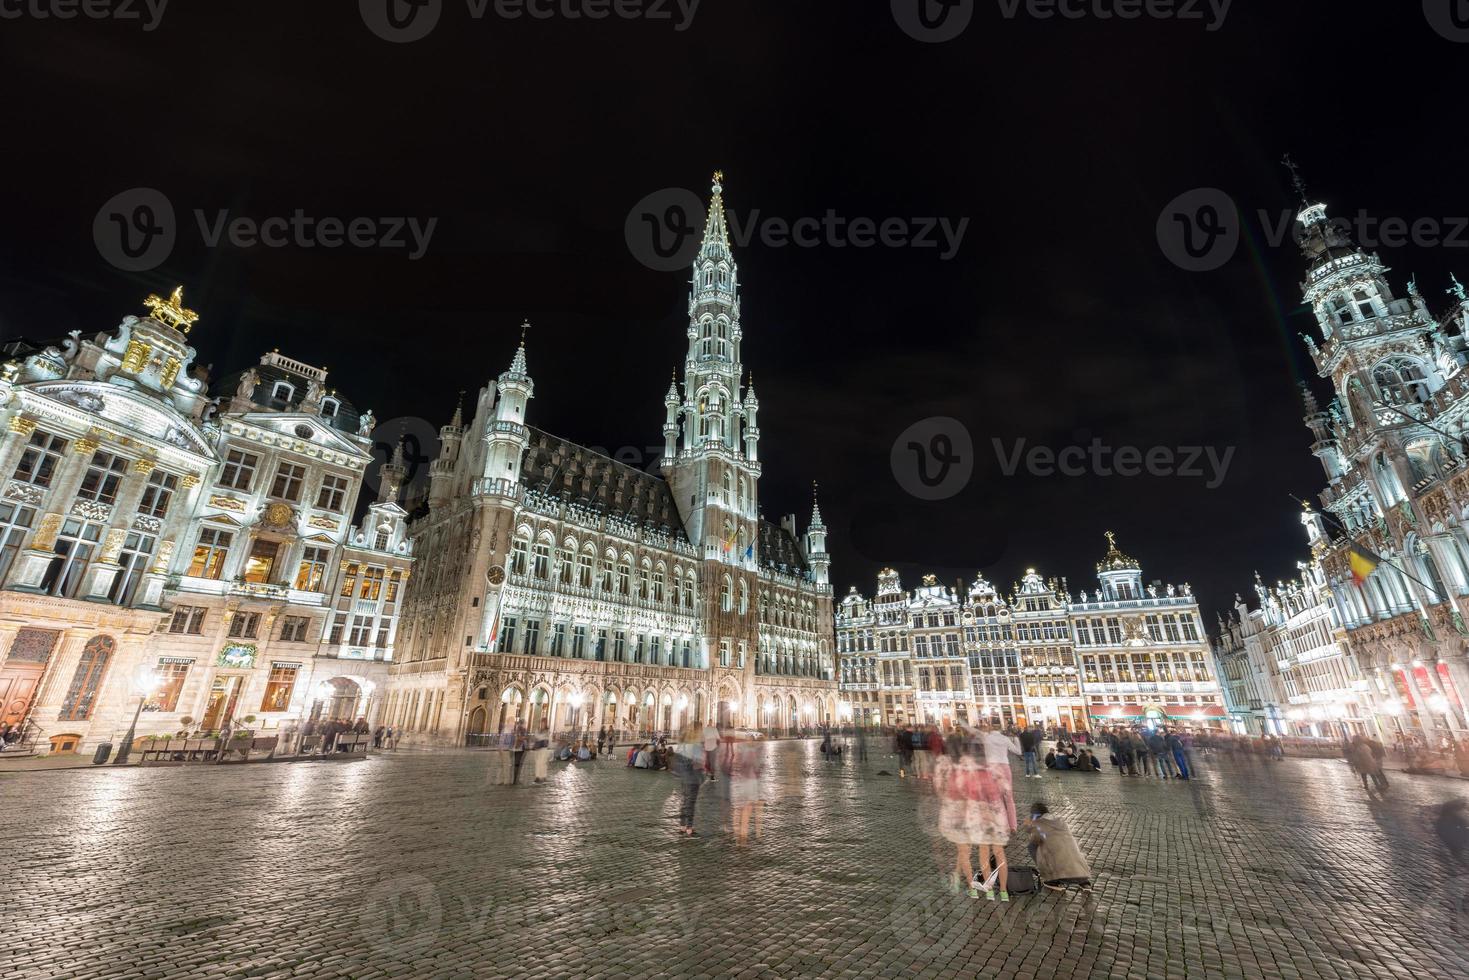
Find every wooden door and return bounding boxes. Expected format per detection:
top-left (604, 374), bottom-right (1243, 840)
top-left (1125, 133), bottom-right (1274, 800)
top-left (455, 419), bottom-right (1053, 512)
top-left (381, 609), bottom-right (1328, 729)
top-left (0, 628), bottom-right (60, 728)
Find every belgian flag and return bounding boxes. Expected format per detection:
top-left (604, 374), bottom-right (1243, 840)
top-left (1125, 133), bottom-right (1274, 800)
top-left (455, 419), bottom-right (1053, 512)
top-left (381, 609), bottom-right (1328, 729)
top-left (1348, 544), bottom-right (1379, 587)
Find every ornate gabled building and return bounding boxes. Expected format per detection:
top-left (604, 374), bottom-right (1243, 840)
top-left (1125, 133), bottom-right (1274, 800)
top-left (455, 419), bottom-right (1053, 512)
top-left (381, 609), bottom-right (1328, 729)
top-left (1010, 569), bottom-right (1084, 731)
top-left (1282, 180), bottom-right (1469, 743)
top-left (907, 575), bottom-right (970, 728)
top-left (1214, 549), bottom-right (1369, 738)
top-left (387, 175), bottom-right (837, 744)
top-left (1071, 533), bottom-right (1226, 730)
top-left (838, 535), bottom-right (1227, 733)
top-left (0, 289), bottom-right (412, 754)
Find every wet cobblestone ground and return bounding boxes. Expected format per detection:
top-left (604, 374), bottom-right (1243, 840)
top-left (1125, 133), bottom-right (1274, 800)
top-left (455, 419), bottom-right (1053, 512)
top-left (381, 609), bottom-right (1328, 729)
top-left (6, 739), bottom-right (1469, 979)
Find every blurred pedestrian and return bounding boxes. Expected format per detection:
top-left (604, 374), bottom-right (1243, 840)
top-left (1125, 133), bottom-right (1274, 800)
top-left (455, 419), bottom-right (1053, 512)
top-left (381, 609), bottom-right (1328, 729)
top-left (896, 725), bottom-right (914, 778)
top-left (702, 720), bottom-right (721, 781)
top-left (1019, 723), bottom-right (1042, 779)
top-left (674, 724), bottom-right (705, 837)
top-left (731, 735), bottom-right (764, 844)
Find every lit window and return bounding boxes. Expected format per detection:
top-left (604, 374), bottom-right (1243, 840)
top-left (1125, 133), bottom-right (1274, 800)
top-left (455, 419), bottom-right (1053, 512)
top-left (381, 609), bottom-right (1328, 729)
top-left (270, 463), bottom-right (306, 501)
top-left (219, 449), bottom-right (259, 491)
top-left (316, 473), bottom-right (348, 511)
top-left (261, 664), bottom-right (299, 711)
top-left (12, 430), bottom-right (67, 488)
top-left (77, 451), bottom-right (128, 504)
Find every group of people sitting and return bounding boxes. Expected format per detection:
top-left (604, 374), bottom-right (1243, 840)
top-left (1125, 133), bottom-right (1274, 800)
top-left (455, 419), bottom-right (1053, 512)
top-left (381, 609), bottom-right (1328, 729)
top-left (627, 739), bottom-right (673, 770)
top-left (1044, 742), bottom-right (1102, 772)
top-left (554, 740), bottom-right (595, 762)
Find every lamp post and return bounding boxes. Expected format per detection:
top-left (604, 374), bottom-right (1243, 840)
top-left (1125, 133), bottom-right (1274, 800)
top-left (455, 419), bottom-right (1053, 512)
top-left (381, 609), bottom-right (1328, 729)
top-left (113, 664), bottom-right (159, 766)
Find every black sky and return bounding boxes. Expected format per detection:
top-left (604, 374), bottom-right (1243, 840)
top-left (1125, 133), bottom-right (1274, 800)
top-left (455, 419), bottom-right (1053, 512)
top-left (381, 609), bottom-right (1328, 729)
top-left (2, 1), bottom-right (1466, 623)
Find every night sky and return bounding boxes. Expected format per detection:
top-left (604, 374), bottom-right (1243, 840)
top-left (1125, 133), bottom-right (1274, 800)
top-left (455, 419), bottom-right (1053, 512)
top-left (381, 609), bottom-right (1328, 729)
top-left (2, 1), bottom-right (1466, 623)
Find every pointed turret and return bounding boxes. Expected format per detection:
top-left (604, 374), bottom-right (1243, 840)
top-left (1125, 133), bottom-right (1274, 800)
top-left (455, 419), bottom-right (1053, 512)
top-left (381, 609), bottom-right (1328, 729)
top-left (378, 438), bottom-right (407, 504)
top-left (805, 482), bottom-right (830, 586)
top-left (481, 324), bottom-right (534, 497)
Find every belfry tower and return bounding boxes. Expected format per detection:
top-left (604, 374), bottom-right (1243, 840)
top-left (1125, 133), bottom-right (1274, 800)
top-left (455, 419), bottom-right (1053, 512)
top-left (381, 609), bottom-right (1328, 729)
top-left (664, 172), bottom-right (763, 677)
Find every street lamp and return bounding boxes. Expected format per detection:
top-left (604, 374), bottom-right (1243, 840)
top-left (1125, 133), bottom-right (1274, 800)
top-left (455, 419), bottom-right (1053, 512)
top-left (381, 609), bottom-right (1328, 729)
top-left (113, 664), bottom-right (159, 765)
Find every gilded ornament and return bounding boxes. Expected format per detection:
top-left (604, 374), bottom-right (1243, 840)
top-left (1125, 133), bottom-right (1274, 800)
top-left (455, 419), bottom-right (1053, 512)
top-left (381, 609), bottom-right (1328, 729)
top-left (31, 512), bottom-right (62, 551)
top-left (119, 339), bottom-right (151, 374)
top-left (143, 286), bottom-right (200, 334)
top-left (131, 458), bottom-right (157, 475)
top-left (6, 415), bottom-right (36, 436)
top-left (160, 357), bottom-right (182, 388)
top-left (151, 539), bottom-right (176, 574)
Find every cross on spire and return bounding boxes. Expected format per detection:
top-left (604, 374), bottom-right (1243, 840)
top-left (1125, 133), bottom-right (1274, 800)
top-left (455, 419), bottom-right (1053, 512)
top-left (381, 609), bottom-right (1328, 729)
top-left (1281, 153), bottom-right (1308, 206)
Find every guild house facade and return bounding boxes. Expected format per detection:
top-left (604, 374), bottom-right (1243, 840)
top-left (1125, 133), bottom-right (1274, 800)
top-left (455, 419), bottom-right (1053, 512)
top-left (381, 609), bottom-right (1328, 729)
top-left (0, 288), bottom-right (412, 755)
top-left (837, 534), bottom-right (1227, 732)
top-left (385, 175), bottom-right (837, 745)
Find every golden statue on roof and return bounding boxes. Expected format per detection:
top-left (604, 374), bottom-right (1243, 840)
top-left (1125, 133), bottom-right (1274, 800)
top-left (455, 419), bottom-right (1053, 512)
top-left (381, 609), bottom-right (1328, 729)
top-left (143, 286), bottom-right (199, 335)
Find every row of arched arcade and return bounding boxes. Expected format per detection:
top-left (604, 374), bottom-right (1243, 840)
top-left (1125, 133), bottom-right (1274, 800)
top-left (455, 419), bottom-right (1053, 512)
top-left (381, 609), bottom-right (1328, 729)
top-left (463, 680), bottom-right (837, 740)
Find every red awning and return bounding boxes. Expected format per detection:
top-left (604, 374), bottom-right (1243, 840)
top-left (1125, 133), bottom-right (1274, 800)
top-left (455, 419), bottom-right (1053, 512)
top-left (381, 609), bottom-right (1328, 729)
top-left (1089, 704), bottom-right (1144, 718)
top-left (1162, 704), bottom-right (1227, 719)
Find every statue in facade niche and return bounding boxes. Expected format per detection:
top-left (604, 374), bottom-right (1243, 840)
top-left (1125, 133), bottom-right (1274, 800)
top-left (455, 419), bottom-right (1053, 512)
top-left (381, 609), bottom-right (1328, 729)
top-left (236, 368), bottom-right (259, 401)
top-left (358, 409), bottom-right (375, 436)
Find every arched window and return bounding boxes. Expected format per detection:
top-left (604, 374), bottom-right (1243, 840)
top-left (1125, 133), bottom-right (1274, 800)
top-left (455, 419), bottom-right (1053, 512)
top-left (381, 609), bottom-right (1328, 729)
top-left (320, 397), bottom-right (339, 418)
top-left (59, 635), bottom-right (115, 721)
top-left (509, 533), bottom-right (530, 576)
top-left (271, 381), bottom-right (295, 402)
top-left (532, 540), bottom-right (552, 579)
top-left (739, 581), bottom-right (749, 615)
top-left (1373, 358), bottom-right (1431, 406)
top-left (721, 576), bottom-right (733, 613)
top-left (1331, 295), bottom-right (1355, 326)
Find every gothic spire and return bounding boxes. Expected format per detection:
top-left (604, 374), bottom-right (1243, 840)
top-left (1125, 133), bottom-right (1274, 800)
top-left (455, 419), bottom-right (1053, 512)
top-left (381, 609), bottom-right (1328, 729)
top-left (700, 170), bottom-right (732, 260)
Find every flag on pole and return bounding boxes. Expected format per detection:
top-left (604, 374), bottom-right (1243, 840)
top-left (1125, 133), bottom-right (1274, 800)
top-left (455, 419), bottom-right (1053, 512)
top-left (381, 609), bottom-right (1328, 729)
top-left (1348, 544), bottom-right (1379, 587)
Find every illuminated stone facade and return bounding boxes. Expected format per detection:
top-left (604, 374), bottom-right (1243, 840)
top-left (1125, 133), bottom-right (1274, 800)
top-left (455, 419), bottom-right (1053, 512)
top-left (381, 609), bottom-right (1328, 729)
top-left (0, 290), bottom-right (412, 754)
top-left (386, 177), bottom-right (837, 744)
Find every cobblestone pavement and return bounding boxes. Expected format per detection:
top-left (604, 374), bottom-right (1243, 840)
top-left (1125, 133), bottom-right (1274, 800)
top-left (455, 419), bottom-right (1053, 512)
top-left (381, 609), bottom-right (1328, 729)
top-left (6, 739), bottom-right (1469, 979)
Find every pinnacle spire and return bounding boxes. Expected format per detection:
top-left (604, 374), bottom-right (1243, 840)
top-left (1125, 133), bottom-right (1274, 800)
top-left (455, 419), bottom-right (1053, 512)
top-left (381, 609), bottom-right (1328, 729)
top-left (450, 392), bottom-right (464, 429)
top-left (507, 322), bottom-right (530, 377)
top-left (699, 170), bottom-right (732, 259)
top-left (810, 480), bottom-right (825, 528)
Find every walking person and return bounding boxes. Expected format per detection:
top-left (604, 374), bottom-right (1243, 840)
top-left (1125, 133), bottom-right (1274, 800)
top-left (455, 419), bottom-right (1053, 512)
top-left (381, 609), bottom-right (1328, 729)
top-left (701, 719), bottom-right (721, 781)
top-left (596, 727), bottom-right (606, 759)
top-left (896, 726), bottom-right (914, 778)
top-left (673, 725), bottom-right (705, 837)
top-left (855, 726), bottom-right (868, 763)
top-left (912, 725), bottom-right (932, 780)
top-left (730, 734), bottom-right (764, 844)
top-left (934, 739), bottom-right (989, 898)
top-left (1019, 723), bottom-right (1042, 779)
top-left (531, 726), bottom-right (551, 784)
top-left (978, 720), bottom-right (1022, 838)
top-left (1166, 729), bottom-right (1190, 780)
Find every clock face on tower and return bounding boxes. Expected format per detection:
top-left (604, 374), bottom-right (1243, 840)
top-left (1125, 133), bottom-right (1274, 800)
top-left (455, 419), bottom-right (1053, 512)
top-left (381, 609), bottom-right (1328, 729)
top-left (488, 565), bottom-right (506, 586)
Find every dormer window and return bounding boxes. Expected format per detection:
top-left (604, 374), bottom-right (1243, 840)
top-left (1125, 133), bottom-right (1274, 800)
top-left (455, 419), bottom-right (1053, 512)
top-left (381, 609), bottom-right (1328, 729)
top-left (320, 398), bottom-right (339, 418)
top-left (1331, 296), bottom-right (1354, 325)
top-left (271, 381), bottom-right (295, 403)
